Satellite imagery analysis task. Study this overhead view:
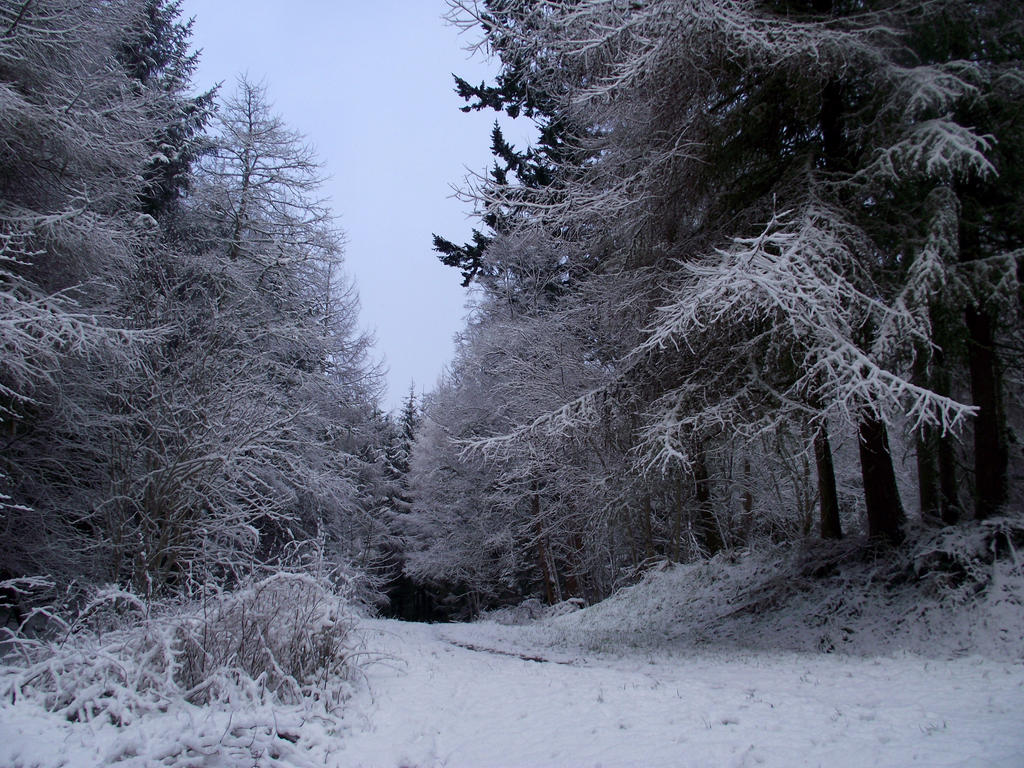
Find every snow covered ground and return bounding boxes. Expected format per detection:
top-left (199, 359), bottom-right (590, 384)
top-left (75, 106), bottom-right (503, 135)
top-left (3, 614), bottom-right (1023, 767)
top-left (331, 618), bottom-right (1024, 768)
top-left (5, 532), bottom-right (1024, 768)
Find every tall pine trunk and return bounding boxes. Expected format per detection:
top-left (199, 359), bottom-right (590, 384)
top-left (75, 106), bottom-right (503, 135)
top-left (916, 423), bottom-right (941, 521)
top-left (693, 439), bottom-right (722, 555)
top-left (913, 347), bottom-right (941, 523)
top-left (563, 533), bottom-right (584, 601)
top-left (814, 425), bottom-right (842, 539)
top-left (915, 424), bottom-right (961, 525)
top-left (813, 76), bottom-right (848, 541)
top-left (858, 414), bottom-right (905, 544)
top-left (531, 487), bottom-right (556, 605)
top-left (937, 426), bottom-right (960, 525)
top-left (965, 305), bottom-right (1007, 519)
top-left (740, 456), bottom-right (755, 544)
top-left (915, 354), bottom-right (961, 525)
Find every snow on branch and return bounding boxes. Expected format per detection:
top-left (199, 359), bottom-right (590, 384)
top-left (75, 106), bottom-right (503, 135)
top-left (458, 387), bottom-right (606, 462)
top-left (634, 204), bottom-right (974, 470)
top-left (871, 185), bottom-right (959, 366)
top-left (0, 231), bottom-right (143, 415)
top-left (641, 208), bottom-right (870, 353)
top-left (462, 0), bottom-right (887, 110)
top-left (888, 60), bottom-right (984, 120)
top-left (859, 119), bottom-right (996, 184)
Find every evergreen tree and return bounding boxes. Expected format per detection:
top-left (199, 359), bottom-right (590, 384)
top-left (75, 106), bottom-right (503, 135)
top-left (0, 5), bottom-right (386, 596)
top-left (0, 0), bottom-right (169, 582)
top-left (119, 0), bottom-right (214, 219)
top-left (433, 0), bottom-right (582, 289)
top-left (416, 0), bottom-right (1024, 606)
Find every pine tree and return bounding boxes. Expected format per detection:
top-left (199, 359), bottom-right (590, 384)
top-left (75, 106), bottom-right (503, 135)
top-left (0, 9), bottom-right (385, 593)
top-left (433, 0), bottom-right (581, 289)
top-left (0, 0), bottom-right (168, 581)
top-left (444, 0), bottom-right (1022, 550)
top-left (119, 0), bottom-right (214, 219)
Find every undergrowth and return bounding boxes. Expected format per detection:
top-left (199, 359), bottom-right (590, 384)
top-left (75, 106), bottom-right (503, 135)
top-left (0, 569), bottom-right (365, 766)
top-left (539, 517), bottom-right (1024, 660)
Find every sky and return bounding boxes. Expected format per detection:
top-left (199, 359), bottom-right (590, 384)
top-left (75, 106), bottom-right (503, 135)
top-left (179, 1), bottom-right (532, 411)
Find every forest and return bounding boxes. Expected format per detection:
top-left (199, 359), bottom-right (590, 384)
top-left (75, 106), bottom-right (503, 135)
top-left (1, 1), bottom-right (1022, 766)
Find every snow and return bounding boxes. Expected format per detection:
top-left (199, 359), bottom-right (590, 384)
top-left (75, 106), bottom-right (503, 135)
top-left (5, 530), bottom-right (1023, 768)
top-left (0, 699), bottom-right (331, 767)
top-left (328, 618), bottom-right (1023, 768)
top-left (3, 614), bottom-right (1022, 767)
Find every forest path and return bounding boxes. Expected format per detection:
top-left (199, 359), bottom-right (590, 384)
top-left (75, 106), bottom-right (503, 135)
top-left (332, 617), bottom-right (1024, 768)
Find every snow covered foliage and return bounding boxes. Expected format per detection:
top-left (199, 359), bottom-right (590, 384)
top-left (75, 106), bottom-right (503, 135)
top-left (0, 9), bottom-right (392, 757)
top-left (409, 0), bottom-right (1024, 608)
top-left (0, 2), bottom-right (387, 595)
top-left (636, 205), bottom-right (974, 472)
top-left (539, 518), bottom-right (1024, 660)
top-left (405, 261), bottom-right (657, 612)
top-left (403, 327), bottom-right (527, 615)
top-left (0, 0), bottom-right (171, 583)
top-left (1, 569), bottom-right (363, 766)
top-left (0, 0), bottom-right (155, 417)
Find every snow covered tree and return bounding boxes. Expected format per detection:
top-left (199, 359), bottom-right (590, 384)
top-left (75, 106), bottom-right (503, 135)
top-left (406, 355), bottom-right (521, 615)
top-left (119, 0), bottom-right (214, 219)
top-left (442, 0), bottom-right (1022, 551)
top-left (0, 0), bottom-right (172, 581)
top-left (1, 8), bottom-right (385, 595)
top-left (106, 75), bottom-right (385, 592)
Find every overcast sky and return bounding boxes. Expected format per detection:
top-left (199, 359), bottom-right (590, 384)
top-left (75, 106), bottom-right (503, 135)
top-left (179, 1), bottom-right (532, 411)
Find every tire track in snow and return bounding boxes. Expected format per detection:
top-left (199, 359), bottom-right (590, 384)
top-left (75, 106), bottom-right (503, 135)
top-left (442, 638), bottom-right (579, 665)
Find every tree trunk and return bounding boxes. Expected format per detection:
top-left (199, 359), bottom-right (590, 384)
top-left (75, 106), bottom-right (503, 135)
top-left (814, 425), bottom-right (842, 539)
top-left (693, 440), bottom-right (723, 555)
top-left (531, 490), bottom-right (555, 605)
top-left (670, 472), bottom-right (685, 561)
top-left (740, 457), bottom-right (754, 544)
top-left (965, 304), bottom-right (1007, 519)
top-left (937, 428), bottom-right (960, 525)
top-left (916, 423), bottom-right (962, 525)
top-left (923, 342), bottom-right (961, 524)
top-left (563, 533), bottom-right (584, 600)
top-left (642, 494), bottom-right (655, 560)
top-left (912, 347), bottom-right (942, 523)
top-left (858, 414), bottom-right (905, 544)
top-left (916, 424), bottom-right (941, 522)
top-left (623, 505), bottom-right (640, 569)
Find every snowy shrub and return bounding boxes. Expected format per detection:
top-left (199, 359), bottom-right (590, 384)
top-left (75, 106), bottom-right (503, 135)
top-left (3, 572), bottom-right (360, 718)
top-left (487, 596), bottom-right (586, 625)
top-left (485, 597), bottom-right (547, 625)
top-left (0, 571), bottom-right (363, 765)
top-left (911, 517), bottom-right (1024, 599)
top-left (537, 518), bottom-right (1024, 660)
top-left (175, 572), bottom-right (359, 707)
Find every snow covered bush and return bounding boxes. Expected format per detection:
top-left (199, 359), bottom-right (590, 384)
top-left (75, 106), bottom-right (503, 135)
top-left (3, 572), bottom-right (360, 716)
top-left (911, 517), bottom-right (1024, 608)
top-left (537, 519), bottom-right (1024, 660)
top-left (174, 572), bottom-right (360, 708)
top-left (0, 570), bottom-right (363, 765)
